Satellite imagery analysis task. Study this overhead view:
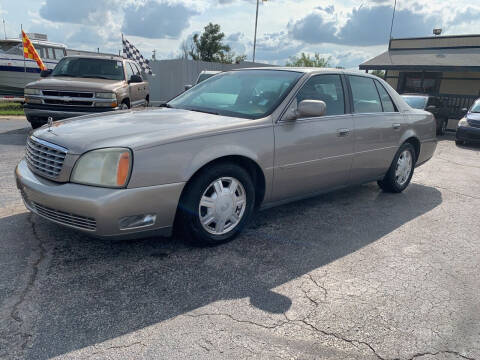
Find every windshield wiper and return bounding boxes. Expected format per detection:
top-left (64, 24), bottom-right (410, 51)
top-left (186, 108), bottom-right (220, 115)
top-left (159, 103), bottom-right (174, 108)
top-left (53, 74), bottom-right (79, 77)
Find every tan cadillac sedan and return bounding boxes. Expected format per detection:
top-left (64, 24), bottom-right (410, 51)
top-left (15, 68), bottom-right (437, 246)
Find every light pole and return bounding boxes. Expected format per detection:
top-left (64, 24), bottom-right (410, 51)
top-left (252, 0), bottom-right (266, 62)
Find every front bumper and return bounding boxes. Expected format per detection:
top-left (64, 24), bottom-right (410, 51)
top-left (456, 126), bottom-right (480, 143)
top-left (24, 104), bottom-right (120, 122)
top-left (15, 159), bottom-right (185, 239)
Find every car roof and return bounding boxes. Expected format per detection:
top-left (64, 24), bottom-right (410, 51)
top-left (63, 54), bottom-right (126, 61)
top-left (199, 70), bottom-right (221, 74)
top-left (231, 67), bottom-right (384, 79)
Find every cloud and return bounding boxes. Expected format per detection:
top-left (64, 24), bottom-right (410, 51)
top-left (450, 6), bottom-right (480, 24)
top-left (337, 5), bottom-right (438, 45)
top-left (39, 0), bottom-right (115, 25)
top-left (122, 1), bottom-right (198, 39)
top-left (290, 4), bottom-right (439, 46)
top-left (289, 11), bottom-right (338, 44)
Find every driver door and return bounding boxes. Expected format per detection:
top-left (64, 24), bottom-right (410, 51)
top-left (272, 74), bottom-right (354, 202)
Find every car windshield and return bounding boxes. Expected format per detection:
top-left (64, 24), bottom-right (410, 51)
top-left (168, 70), bottom-right (303, 119)
top-left (402, 95), bottom-right (428, 109)
top-left (51, 57), bottom-right (125, 81)
top-left (470, 100), bottom-right (480, 113)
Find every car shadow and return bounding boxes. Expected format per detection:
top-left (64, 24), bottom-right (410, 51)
top-left (0, 126), bottom-right (30, 146)
top-left (1, 182), bottom-right (442, 359)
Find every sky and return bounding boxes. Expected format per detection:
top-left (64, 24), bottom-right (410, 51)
top-left (1, 0), bottom-right (480, 69)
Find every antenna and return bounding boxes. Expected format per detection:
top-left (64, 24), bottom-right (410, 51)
top-left (389, 0), bottom-right (397, 40)
top-left (2, 19), bottom-right (6, 40)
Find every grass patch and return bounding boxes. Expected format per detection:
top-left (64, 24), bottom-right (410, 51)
top-left (0, 102), bottom-right (24, 116)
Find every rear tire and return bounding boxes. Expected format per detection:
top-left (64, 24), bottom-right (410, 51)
top-left (378, 143), bottom-right (416, 193)
top-left (455, 140), bottom-right (465, 146)
top-left (437, 119), bottom-right (447, 136)
top-left (176, 163), bottom-right (255, 247)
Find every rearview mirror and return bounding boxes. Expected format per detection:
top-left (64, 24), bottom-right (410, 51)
top-left (40, 69), bottom-right (52, 78)
top-left (128, 74), bottom-right (143, 83)
top-left (462, 107), bottom-right (468, 113)
top-left (184, 84), bottom-right (193, 91)
top-left (426, 105), bottom-right (436, 111)
top-left (297, 100), bottom-right (327, 118)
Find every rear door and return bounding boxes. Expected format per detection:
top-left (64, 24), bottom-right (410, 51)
top-left (272, 73), bottom-right (354, 201)
top-left (348, 75), bottom-right (403, 184)
top-left (131, 62), bottom-right (148, 105)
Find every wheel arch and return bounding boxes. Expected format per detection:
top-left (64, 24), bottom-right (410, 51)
top-left (182, 154), bottom-right (267, 209)
top-left (399, 129), bottom-right (421, 163)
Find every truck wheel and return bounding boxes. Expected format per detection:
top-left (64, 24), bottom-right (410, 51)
top-left (176, 163), bottom-right (255, 247)
top-left (27, 116), bottom-right (44, 129)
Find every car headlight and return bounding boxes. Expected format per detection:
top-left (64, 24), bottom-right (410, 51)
top-left (458, 117), bottom-right (469, 127)
top-left (71, 148), bottom-right (132, 188)
top-left (24, 88), bottom-right (41, 95)
top-left (95, 92), bottom-right (116, 99)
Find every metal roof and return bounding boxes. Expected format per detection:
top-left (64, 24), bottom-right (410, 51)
top-left (360, 47), bottom-right (480, 72)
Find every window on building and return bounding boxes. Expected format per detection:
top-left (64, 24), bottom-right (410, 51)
top-left (54, 48), bottom-right (64, 60)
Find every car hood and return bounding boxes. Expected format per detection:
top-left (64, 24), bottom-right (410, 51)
top-left (26, 77), bottom-right (125, 92)
top-left (33, 108), bottom-right (261, 154)
top-left (467, 112), bottom-right (480, 121)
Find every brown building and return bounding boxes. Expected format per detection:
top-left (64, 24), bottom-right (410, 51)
top-left (360, 34), bottom-right (480, 120)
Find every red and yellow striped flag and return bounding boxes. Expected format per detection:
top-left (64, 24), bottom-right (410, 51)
top-left (22, 30), bottom-right (47, 71)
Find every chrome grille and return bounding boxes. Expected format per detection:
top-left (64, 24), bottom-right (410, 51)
top-left (42, 90), bottom-right (94, 98)
top-left (25, 136), bottom-right (67, 179)
top-left (31, 202), bottom-right (97, 231)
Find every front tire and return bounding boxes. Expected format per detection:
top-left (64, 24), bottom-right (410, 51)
top-left (378, 143), bottom-right (416, 193)
top-left (176, 163), bottom-right (255, 246)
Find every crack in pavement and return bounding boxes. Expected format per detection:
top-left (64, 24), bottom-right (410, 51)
top-left (407, 350), bottom-right (477, 360)
top-left (89, 341), bottom-right (147, 358)
top-left (8, 214), bottom-right (46, 355)
top-left (184, 311), bottom-right (477, 360)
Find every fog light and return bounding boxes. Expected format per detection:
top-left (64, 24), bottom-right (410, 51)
top-left (119, 214), bottom-right (157, 230)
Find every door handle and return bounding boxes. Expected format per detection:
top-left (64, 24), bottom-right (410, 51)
top-left (392, 123), bottom-right (401, 130)
top-left (337, 128), bottom-right (350, 137)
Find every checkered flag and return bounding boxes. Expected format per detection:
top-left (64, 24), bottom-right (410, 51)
top-left (122, 36), bottom-right (153, 75)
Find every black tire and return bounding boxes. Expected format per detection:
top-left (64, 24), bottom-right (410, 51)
top-left (27, 116), bottom-right (44, 129)
top-left (378, 143), bottom-right (416, 193)
top-left (176, 163), bottom-right (255, 247)
top-left (455, 140), bottom-right (464, 146)
top-left (120, 101), bottom-right (130, 110)
top-left (437, 119), bottom-right (447, 136)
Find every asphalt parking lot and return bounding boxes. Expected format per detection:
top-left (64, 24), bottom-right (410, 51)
top-left (0, 118), bottom-right (479, 360)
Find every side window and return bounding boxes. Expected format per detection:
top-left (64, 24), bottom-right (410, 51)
top-left (131, 62), bottom-right (141, 76)
top-left (54, 48), bottom-right (64, 60)
top-left (37, 46), bottom-right (45, 59)
top-left (349, 76), bottom-right (382, 113)
top-left (374, 80), bottom-right (397, 112)
top-left (126, 62), bottom-right (135, 80)
top-left (296, 74), bottom-right (345, 116)
top-left (45, 48), bottom-right (52, 59)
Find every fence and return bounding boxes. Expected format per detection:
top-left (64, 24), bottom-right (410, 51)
top-left (145, 59), bottom-right (272, 104)
top-left (438, 94), bottom-right (478, 119)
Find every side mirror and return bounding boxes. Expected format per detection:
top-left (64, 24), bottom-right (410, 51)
top-left (461, 107), bottom-right (468, 113)
top-left (128, 74), bottom-right (143, 84)
top-left (40, 69), bottom-right (52, 78)
top-left (426, 105), bottom-right (436, 111)
top-left (184, 84), bottom-right (193, 91)
top-left (297, 100), bottom-right (327, 118)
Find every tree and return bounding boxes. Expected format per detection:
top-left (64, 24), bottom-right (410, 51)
top-left (188, 23), bottom-right (246, 64)
top-left (370, 70), bottom-right (385, 79)
top-left (286, 53), bottom-right (331, 67)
